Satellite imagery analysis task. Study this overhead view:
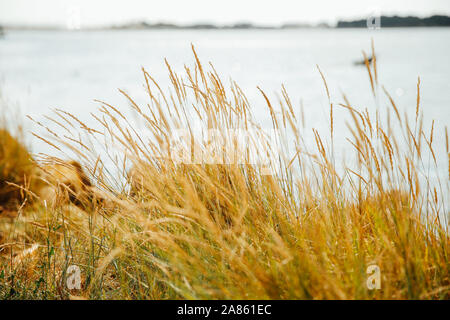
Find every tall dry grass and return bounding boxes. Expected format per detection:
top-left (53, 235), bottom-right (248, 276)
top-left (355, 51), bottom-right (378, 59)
top-left (0, 45), bottom-right (448, 299)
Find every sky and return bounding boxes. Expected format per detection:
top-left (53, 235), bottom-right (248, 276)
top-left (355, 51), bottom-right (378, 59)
top-left (1, 0), bottom-right (450, 27)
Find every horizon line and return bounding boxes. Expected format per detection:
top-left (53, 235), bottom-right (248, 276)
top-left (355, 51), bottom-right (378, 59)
top-left (2, 13), bottom-right (450, 30)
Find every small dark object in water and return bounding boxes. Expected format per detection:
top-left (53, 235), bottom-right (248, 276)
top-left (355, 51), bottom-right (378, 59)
top-left (354, 56), bottom-right (373, 66)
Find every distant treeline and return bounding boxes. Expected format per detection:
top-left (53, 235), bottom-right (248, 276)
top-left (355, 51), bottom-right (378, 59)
top-left (112, 15), bottom-right (450, 30)
top-left (111, 22), bottom-right (326, 30)
top-left (2, 15), bottom-right (450, 31)
top-left (113, 22), bottom-right (271, 30)
top-left (337, 15), bottom-right (450, 28)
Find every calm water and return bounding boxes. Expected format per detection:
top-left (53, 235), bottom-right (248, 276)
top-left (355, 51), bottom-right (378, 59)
top-left (0, 28), bottom-right (449, 200)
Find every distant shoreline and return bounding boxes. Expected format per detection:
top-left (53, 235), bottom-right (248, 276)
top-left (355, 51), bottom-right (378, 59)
top-left (2, 15), bottom-right (450, 31)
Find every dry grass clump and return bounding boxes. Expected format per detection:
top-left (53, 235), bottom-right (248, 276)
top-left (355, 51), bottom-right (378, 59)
top-left (0, 46), bottom-right (448, 300)
top-left (0, 128), bottom-right (34, 213)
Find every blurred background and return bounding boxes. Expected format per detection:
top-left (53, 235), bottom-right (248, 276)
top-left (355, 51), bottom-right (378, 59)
top-left (0, 0), bottom-right (449, 182)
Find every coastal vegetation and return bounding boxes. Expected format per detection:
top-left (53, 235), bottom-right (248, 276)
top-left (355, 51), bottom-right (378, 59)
top-left (0, 47), bottom-right (448, 300)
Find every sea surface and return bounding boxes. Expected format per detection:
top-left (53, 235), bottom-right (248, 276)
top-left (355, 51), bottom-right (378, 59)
top-left (0, 28), bottom-right (449, 214)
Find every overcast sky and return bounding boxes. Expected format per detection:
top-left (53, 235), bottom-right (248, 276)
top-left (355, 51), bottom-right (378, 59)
top-left (1, 0), bottom-right (450, 27)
